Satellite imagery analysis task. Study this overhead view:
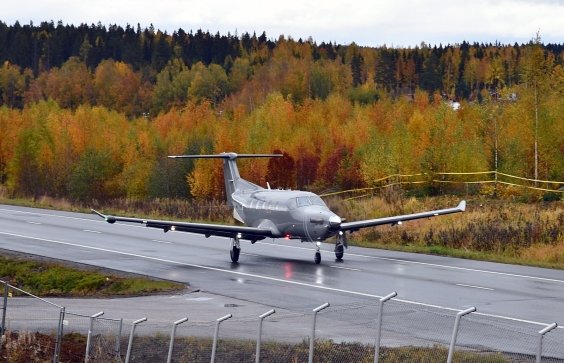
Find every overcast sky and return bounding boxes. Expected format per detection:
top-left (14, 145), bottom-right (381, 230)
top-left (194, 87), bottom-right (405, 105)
top-left (3, 0), bottom-right (563, 47)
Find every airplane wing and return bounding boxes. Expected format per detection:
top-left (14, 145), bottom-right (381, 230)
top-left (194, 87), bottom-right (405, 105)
top-left (91, 209), bottom-right (273, 241)
top-left (340, 200), bottom-right (466, 232)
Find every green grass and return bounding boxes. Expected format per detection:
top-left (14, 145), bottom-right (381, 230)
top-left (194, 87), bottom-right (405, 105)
top-left (0, 255), bottom-right (185, 297)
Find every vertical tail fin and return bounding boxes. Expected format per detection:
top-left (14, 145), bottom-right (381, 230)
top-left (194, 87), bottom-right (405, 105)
top-left (169, 152), bottom-right (282, 208)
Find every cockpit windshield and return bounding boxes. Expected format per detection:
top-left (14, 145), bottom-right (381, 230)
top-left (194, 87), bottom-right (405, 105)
top-left (309, 196), bottom-right (327, 207)
top-left (296, 196), bottom-right (313, 207)
top-left (294, 195), bottom-right (327, 208)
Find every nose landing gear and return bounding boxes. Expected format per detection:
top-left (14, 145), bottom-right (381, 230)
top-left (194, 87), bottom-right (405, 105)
top-left (314, 242), bottom-right (321, 264)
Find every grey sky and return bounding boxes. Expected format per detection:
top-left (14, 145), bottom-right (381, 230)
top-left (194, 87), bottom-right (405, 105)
top-left (3, 0), bottom-right (563, 47)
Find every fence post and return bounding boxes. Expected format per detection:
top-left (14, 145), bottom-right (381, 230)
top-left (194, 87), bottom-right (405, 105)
top-left (374, 292), bottom-right (397, 363)
top-left (167, 317), bottom-right (188, 363)
top-left (85, 311), bottom-right (104, 363)
top-left (0, 281), bottom-right (7, 357)
top-left (447, 307), bottom-right (476, 363)
top-left (309, 303), bottom-right (330, 363)
top-left (256, 309), bottom-right (275, 363)
top-left (211, 314), bottom-right (232, 363)
top-left (115, 318), bottom-right (123, 362)
top-left (536, 322), bottom-right (558, 363)
top-left (53, 307), bottom-right (65, 363)
top-left (125, 317), bottom-right (147, 363)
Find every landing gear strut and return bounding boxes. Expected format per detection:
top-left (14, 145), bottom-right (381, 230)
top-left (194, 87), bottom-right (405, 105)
top-left (230, 237), bottom-right (241, 262)
top-left (314, 242), bottom-right (321, 264)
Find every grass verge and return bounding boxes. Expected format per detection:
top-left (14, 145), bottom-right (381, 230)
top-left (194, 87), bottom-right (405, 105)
top-left (0, 254), bottom-right (185, 297)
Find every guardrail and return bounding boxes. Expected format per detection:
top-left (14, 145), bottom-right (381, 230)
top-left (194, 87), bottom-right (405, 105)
top-left (320, 171), bottom-right (564, 200)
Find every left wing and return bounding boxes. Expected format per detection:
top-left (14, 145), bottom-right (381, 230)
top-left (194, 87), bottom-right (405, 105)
top-left (91, 209), bottom-right (273, 240)
top-left (340, 200), bottom-right (466, 232)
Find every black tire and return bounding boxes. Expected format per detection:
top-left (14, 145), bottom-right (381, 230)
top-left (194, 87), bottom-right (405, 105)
top-left (335, 244), bottom-right (344, 260)
top-left (314, 252), bottom-right (321, 264)
top-left (230, 246), bottom-right (240, 262)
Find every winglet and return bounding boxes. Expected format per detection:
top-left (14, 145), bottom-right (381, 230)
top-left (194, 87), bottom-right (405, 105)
top-left (458, 200), bottom-right (466, 212)
top-left (91, 209), bottom-right (116, 224)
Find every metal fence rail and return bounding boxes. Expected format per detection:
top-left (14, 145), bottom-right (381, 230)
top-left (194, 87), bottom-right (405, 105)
top-left (1, 280), bottom-right (563, 363)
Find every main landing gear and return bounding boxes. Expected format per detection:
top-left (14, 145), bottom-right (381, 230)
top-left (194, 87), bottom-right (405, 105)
top-left (334, 231), bottom-right (348, 260)
top-left (230, 237), bottom-right (241, 262)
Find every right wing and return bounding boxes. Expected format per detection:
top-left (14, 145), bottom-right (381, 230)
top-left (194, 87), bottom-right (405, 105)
top-left (339, 201), bottom-right (466, 232)
top-left (91, 209), bottom-right (273, 241)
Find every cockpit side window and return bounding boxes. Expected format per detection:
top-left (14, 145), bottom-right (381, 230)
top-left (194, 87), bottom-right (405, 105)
top-left (310, 196), bottom-right (327, 207)
top-left (297, 196), bottom-right (313, 207)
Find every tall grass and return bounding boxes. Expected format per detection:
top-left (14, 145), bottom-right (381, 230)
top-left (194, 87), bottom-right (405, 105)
top-left (1, 330), bottom-right (515, 363)
top-left (333, 195), bottom-right (564, 268)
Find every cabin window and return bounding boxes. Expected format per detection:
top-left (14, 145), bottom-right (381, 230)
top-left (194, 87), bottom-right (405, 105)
top-left (310, 196), bottom-right (327, 207)
top-left (297, 196), bottom-right (313, 207)
top-left (287, 198), bottom-right (297, 210)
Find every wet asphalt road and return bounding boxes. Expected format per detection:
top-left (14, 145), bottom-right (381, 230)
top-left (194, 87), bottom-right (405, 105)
top-left (1, 204), bottom-right (563, 330)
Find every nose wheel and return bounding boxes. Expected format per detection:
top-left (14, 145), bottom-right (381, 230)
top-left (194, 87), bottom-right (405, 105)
top-left (230, 237), bottom-right (241, 262)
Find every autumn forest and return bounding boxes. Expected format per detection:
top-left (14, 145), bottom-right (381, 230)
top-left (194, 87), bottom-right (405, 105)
top-left (1, 20), bottom-right (564, 203)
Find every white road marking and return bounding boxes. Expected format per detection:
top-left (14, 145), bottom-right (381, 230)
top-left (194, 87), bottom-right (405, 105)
top-left (456, 283), bottom-right (494, 291)
top-left (83, 230), bottom-right (101, 234)
top-left (2, 207), bottom-right (564, 285)
top-left (255, 241), bottom-right (564, 284)
top-left (330, 265), bottom-right (360, 271)
top-left (152, 240), bottom-right (172, 244)
top-left (0, 230), bottom-right (557, 328)
top-left (27, 221), bottom-right (42, 225)
top-left (241, 253), bottom-right (259, 256)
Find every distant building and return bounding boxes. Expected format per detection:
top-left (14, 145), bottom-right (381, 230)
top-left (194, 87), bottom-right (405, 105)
top-left (448, 99), bottom-right (461, 111)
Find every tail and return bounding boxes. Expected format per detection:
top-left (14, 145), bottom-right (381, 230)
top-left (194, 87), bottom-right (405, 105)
top-left (169, 152), bottom-right (282, 208)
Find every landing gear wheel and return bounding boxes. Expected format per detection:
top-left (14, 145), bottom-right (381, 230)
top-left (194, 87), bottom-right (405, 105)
top-left (314, 252), bottom-right (321, 264)
top-left (335, 244), bottom-right (344, 260)
top-left (230, 238), bottom-right (241, 263)
top-left (230, 246), bottom-right (240, 262)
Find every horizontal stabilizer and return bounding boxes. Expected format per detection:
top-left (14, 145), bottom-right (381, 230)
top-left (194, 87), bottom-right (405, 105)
top-left (169, 152), bottom-right (282, 160)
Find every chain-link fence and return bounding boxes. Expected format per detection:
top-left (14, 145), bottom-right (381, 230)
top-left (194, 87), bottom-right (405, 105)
top-left (2, 280), bottom-right (563, 363)
top-left (0, 281), bottom-right (64, 362)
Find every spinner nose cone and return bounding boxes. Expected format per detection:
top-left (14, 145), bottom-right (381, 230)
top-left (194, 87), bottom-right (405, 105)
top-left (328, 215), bottom-right (342, 230)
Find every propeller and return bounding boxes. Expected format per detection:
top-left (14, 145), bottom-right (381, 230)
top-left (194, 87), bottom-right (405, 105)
top-left (328, 215), bottom-right (342, 231)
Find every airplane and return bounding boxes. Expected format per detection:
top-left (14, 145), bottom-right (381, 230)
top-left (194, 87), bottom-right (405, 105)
top-left (92, 152), bottom-right (466, 264)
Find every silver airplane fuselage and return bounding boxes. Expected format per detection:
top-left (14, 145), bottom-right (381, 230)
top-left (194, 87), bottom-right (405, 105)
top-left (231, 189), bottom-right (341, 242)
